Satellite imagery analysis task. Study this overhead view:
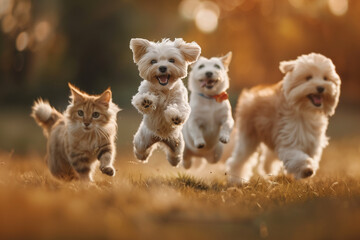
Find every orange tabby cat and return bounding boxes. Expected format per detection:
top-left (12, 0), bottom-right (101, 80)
top-left (31, 83), bottom-right (120, 181)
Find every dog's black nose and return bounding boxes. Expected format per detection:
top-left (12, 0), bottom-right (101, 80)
top-left (317, 86), bottom-right (325, 93)
top-left (84, 122), bottom-right (90, 127)
top-left (206, 71), bottom-right (213, 78)
top-left (159, 66), bottom-right (167, 73)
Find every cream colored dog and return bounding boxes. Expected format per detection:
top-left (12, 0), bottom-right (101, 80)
top-left (182, 52), bottom-right (234, 169)
top-left (226, 53), bottom-right (341, 184)
top-left (130, 38), bottom-right (201, 166)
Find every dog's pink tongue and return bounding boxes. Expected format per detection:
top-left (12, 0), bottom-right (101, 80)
top-left (201, 81), bottom-right (207, 87)
top-left (313, 95), bottom-right (322, 104)
top-left (159, 75), bottom-right (167, 83)
top-left (159, 75), bottom-right (168, 83)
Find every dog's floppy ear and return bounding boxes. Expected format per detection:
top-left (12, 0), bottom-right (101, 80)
top-left (130, 38), bottom-right (150, 63)
top-left (220, 51), bottom-right (232, 71)
top-left (175, 38), bottom-right (201, 64)
top-left (279, 60), bottom-right (296, 74)
top-left (324, 74), bottom-right (341, 117)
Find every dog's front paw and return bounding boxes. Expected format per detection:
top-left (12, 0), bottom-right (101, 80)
top-left (194, 138), bottom-right (206, 149)
top-left (165, 107), bottom-right (185, 126)
top-left (219, 134), bottom-right (230, 144)
top-left (142, 99), bottom-right (153, 109)
top-left (172, 116), bottom-right (183, 125)
top-left (294, 159), bottom-right (315, 179)
top-left (100, 165), bottom-right (115, 176)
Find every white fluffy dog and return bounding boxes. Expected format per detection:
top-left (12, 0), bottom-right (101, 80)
top-left (182, 52), bottom-right (234, 169)
top-left (130, 38), bottom-right (201, 166)
top-left (226, 53), bottom-right (341, 184)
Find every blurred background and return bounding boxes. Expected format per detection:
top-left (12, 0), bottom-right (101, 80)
top-left (0, 0), bottom-right (359, 154)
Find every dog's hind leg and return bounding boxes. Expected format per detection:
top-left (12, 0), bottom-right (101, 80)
top-left (163, 134), bottom-right (184, 167)
top-left (133, 123), bottom-right (159, 162)
top-left (226, 132), bottom-right (259, 184)
top-left (257, 144), bottom-right (282, 177)
top-left (206, 143), bottom-right (223, 164)
top-left (182, 147), bottom-right (193, 169)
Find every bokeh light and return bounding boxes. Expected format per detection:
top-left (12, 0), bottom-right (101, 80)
top-left (328, 0), bottom-right (348, 16)
top-left (1, 13), bottom-right (16, 33)
top-left (179, 0), bottom-right (201, 20)
top-left (288, 0), bottom-right (305, 9)
top-left (0, 0), bottom-right (13, 17)
top-left (16, 31), bottom-right (29, 51)
top-left (195, 8), bottom-right (218, 33)
top-left (35, 21), bottom-right (51, 42)
top-left (180, 0), bottom-right (220, 34)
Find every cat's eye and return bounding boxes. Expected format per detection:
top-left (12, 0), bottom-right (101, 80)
top-left (169, 58), bottom-right (175, 63)
top-left (323, 76), bottom-right (328, 81)
top-left (306, 75), bottom-right (312, 81)
top-left (92, 112), bottom-right (100, 118)
top-left (214, 64), bottom-right (221, 69)
top-left (77, 110), bottom-right (84, 117)
top-left (150, 59), bottom-right (157, 64)
top-left (198, 64), bottom-right (204, 69)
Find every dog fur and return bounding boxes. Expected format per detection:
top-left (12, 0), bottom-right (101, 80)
top-left (130, 38), bottom-right (201, 166)
top-left (226, 53), bottom-right (341, 184)
top-left (182, 52), bottom-right (234, 169)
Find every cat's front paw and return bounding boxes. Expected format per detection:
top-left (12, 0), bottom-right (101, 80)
top-left (100, 166), bottom-right (115, 176)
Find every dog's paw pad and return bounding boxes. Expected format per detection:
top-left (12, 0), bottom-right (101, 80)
top-left (301, 168), bottom-right (313, 178)
top-left (100, 166), bottom-right (115, 176)
top-left (196, 143), bottom-right (205, 149)
top-left (172, 117), bottom-right (182, 125)
top-left (219, 136), bottom-right (230, 144)
top-left (142, 99), bottom-right (152, 109)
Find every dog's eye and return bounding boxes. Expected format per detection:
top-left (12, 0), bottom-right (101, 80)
top-left (198, 64), bottom-right (204, 69)
top-left (150, 59), bottom-right (157, 65)
top-left (214, 64), bottom-right (221, 69)
top-left (306, 75), bottom-right (312, 81)
top-left (323, 76), bottom-right (328, 81)
top-left (92, 112), bottom-right (100, 118)
top-left (77, 110), bottom-right (84, 117)
top-left (169, 58), bottom-right (175, 63)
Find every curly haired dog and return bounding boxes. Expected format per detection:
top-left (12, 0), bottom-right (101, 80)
top-left (182, 52), bottom-right (234, 169)
top-left (226, 53), bottom-right (341, 184)
top-left (130, 38), bottom-right (201, 166)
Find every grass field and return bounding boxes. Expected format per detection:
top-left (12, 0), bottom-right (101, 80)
top-left (1, 135), bottom-right (360, 240)
top-left (0, 106), bottom-right (360, 240)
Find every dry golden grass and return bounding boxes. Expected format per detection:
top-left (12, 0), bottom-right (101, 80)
top-left (1, 137), bottom-right (360, 240)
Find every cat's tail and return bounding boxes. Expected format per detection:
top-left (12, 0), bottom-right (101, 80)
top-left (31, 98), bottom-right (62, 136)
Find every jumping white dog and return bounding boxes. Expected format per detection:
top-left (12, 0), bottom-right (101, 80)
top-left (182, 52), bottom-right (234, 169)
top-left (226, 53), bottom-right (341, 184)
top-left (130, 38), bottom-right (201, 166)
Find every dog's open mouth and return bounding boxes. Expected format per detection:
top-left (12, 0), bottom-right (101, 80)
top-left (200, 79), bottom-right (218, 89)
top-left (157, 75), bottom-right (170, 86)
top-left (307, 94), bottom-right (322, 107)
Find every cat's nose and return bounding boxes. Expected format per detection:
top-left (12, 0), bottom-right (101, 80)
top-left (84, 122), bottom-right (90, 127)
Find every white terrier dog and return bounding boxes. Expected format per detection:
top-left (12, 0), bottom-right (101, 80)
top-left (130, 38), bottom-right (201, 166)
top-left (182, 52), bottom-right (234, 169)
top-left (226, 53), bottom-right (341, 184)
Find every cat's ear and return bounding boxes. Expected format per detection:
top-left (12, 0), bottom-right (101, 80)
top-left (96, 88), bottom-right (112, 107)
top-left (68, 83), bottom-right (84, 103)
